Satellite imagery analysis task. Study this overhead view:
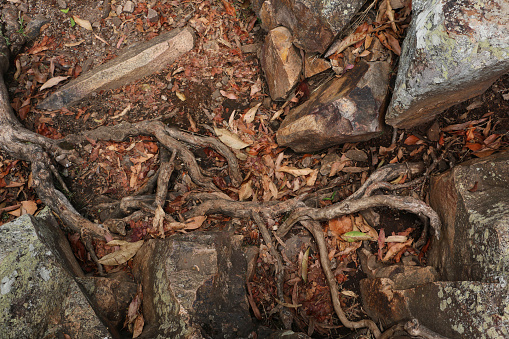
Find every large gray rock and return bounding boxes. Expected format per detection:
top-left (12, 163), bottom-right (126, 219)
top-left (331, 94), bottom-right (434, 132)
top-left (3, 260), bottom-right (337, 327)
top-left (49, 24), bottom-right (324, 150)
top-left (360, 151), bottom-right (509, 338)
top-left (277, 61), bottom-right (391, 152)
top-left (132, 230), bottom-right (256, 339)
top-left (386, 0), bottom-right (509, 128)
top-left (0, 208), bottom-right (112, 338)
top-left (361, 279), bottom-right (509, 338)
top-left (38, 27), bottom-right (195, 110)
top-left (429, 151), bottom-right (509, 282)
top-left (252, 0), bottom-right (366, 54)
top-left (261, 27), bottom-right (302, 101)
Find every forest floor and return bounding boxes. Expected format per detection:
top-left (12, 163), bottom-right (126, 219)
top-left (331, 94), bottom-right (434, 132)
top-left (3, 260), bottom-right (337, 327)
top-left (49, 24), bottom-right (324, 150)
top-left (0, 0), bottom-right (508, 337)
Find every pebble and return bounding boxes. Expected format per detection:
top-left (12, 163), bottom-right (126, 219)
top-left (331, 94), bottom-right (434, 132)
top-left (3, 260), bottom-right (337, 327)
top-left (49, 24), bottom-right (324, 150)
top-left (57, 0), bottom-right (67, 9)
top-left (147, 8), bottom-right (159, 22)
top-left (123, 1), bottom-right (135, 13)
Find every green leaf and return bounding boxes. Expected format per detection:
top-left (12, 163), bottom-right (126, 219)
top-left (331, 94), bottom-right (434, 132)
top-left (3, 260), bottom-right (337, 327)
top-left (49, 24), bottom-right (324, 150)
top-left (70, 17), bottom-right (76, 27)
top-left (341, 231), bottom-right (374, 242)
top-left (60, 8), bottom-right (70, 13)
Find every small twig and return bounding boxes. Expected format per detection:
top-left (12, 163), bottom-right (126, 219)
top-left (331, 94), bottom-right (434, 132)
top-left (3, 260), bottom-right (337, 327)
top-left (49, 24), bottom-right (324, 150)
top-left (300, 220), bottom-right (381, 338)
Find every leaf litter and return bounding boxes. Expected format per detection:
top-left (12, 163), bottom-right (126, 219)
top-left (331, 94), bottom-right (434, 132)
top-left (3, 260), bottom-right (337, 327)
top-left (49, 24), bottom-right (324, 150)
top-left (0, 0), bottom-right (507, 337)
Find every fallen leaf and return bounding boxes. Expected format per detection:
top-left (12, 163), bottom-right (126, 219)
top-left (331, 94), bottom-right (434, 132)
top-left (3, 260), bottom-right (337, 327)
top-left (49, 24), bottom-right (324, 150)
top-left (341, 290), bottom-right (358, 298)
top-left (21, 200), bottom-right (37, 215)
top-left (301, 247), bottom-right (310, 283)
top-left (183, 215), bottom-right (207, 230)
top-left (404, 135), bottom-right (421, 145)
top-left (306, 169), bottom-right (318, 186)
top-left (442, 119), bottom-right (487, 132)
top-left (328, 216), bottom-right (353, 237)
top-left (220, 90), bottom-right (238, 100)
top-left (98, 240), bottom-right (144, 266)
top-left (214, 127), bottom-right (251, 149)
top-left (64, 39), bottom-right (85, 47)
top-left (221, 0), bottom-right (237, 17)
top-left (341, 231), bottom-right (374, 242)
top-left (277, 165), bottom-right (314, 177)
top-left (39, 76), bottom-right (69, 91)
top-left (385, 235), bottom-right (408, 243)
top-left (382, 239), bottom-right (413, 262)
top-left (133, 314), bottom-right (144, 338)
top-left (244, 103), bottom-right (262, 123)
top-left (325, 30), bottom-right (368, 57)
top-left (72, 16), bottom-right (93, 31)
top-left (175, 91), bottom-right (186, 101)
top-left (239, 180), bottom-right (253, 201)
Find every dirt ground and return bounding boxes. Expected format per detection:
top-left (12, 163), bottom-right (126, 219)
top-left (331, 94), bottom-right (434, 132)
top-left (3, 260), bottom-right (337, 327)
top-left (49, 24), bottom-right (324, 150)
top-left (0, 0), bottom-right (508, 337)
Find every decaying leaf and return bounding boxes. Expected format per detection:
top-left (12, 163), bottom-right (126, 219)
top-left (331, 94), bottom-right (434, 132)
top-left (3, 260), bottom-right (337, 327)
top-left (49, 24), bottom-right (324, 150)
top-left (220, 90), bottom-right (238, 100)
top-left (239, 180), bottom-right (253, 201)
top-left (214, 127), bottom-right (251, 149)
top-left (385, 235), bottom-right (408, 243)
top-left (39, 76), bottom-right (69, 91)
top-left (72, 16), bottom-right (92, 31)
top-left (328, 216), bottom-right (353, 237)
top-left (382, 238), bottom-right (413, 262)
top-left (183, 215), bottom-right (207, 230)
top-left (98, 240), bottom-right (144, 266)
top-left (175, 91), bottom-right (186, 101)
top-left (244, 102), bottom-right (262, 123)
top-left (133, 314), bottom-right (144, 338)
top-left (21, 200), bottom-right (37, 215)
top-left (277, 165), bottom-right (315, 177)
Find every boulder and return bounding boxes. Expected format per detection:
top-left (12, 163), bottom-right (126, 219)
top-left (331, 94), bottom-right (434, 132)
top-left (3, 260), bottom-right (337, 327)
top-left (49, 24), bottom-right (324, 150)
top-left (360, 279), bottom-right (509, 338)
top-left (277, 61), bottom-right (391, 153)
top-left (261, 27), bottom-right (302, 101)
top-left (38, 27), bottom-right (195, 111)
top-left (360, 151), bottom-right (509, 338)
top-left (386, 0), bottom-right (509, 128)
top-left (0, 208), bottom-right (112, 338)
top-left (428, 151), bottom-right (509, 282)
top-left (132, 230), bottom-right (257, 338)
top-left (252, 0), bottom-right (366, 54)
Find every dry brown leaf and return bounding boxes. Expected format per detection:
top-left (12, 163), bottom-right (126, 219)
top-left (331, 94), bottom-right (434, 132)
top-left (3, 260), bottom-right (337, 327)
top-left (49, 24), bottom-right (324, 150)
top-left (244, 103), bottom-right (262, 123)
top-left (39, 76), bottom-right (69, 91)
top-left (64, 39), bottom-right (85, 47)
top-left (354, 215), bottom-right (378, 240)
top-left (184, 216), bottom-right (207, 230)
top-left (98, 240), bottom-right (144, 266)
top-left (382, 239), bottom-right (412, 262)
top-left (277, 165), bottom-right (314, 177)
top-left (73, 16), bottom-right (92, 31)
top-left (21, 200), bottom-right (37, 215)
top-left (220, 90), bottom-right (238, 100)
top-left (239, 180), bottom-right (253, 201)
top-left (214, 127), bottom-right (251, 149)
top-left (385, 32), bottom-right (401, 55)
top-left (306, 169), bottom-right (318, 186)
top-left (325, 31), bottom-right (368, 57)
top-left (385, 235), bottom-right (408, 243)
top-left (328, 216), bottom-right (353, 237)
top-left (133, 314), bottom-right (144, 338)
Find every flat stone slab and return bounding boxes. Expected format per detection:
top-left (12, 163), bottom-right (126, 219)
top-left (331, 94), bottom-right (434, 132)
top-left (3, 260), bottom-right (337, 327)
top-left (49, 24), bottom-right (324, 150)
top-left (38, 27), bottom-right (195, 111)
top-left (277, 61), bottom-right (390, 152)
top-left (386, 0), bottom-right (509, 128)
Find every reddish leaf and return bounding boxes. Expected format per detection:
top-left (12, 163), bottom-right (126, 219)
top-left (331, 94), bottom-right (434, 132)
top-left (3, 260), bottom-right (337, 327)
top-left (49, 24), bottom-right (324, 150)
top-left (404, 135), bottom-right (420, 145)
top-left (465, 143), bottom-right (483, 151)
top-left (221, 0), bottom-right (237, 17)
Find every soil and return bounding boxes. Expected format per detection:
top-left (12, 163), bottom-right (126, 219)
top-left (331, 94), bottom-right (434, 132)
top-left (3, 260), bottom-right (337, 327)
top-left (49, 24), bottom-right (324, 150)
top-left (0, 0), bottom-right (508, 337)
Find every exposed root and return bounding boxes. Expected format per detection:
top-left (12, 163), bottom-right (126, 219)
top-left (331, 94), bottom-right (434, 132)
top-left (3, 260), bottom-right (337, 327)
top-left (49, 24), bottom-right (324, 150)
top-left (277, 194), bottom-right (441, 239)
top-left (252, 211), bottom-right (293, 329)
top-left (153, 149), bottom-right (176, 237)
top-left (301, 220), bottom-right (381, 338)
top-left (61, 120), bottom-right (242, 190)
